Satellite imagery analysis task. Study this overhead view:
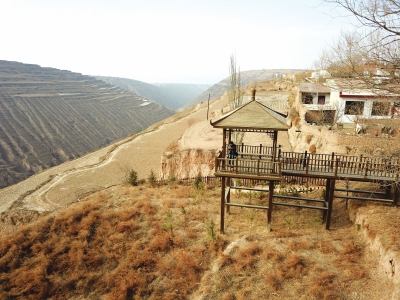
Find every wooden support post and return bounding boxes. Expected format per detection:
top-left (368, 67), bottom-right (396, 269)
top-left (222, 129), bottom-right (227, 169)
top-left (272, 131), bottom-right (278, 162)
top-left (220, 177), bottom-right (225, 234)
top-left (235, 157), bottom-right (239, 173)
top-left (326, 179), bottom-right (335, 230)
top-left (227, 177), bottom-right (231, 214)
top-left (334, 158), bottom-right (339, 177)
top-left (306, 156), bottom-right (310, 174)
top-left (302, 151), bottom-right (307, 168)
top-left (267, 180), bottom-right (274, 232)
top-left (364, 160), bottom-right (369, 178)
top-left (330, 152), bottom-right (334, 169)
top-left (385, 183), bottom-right (392, 200)
top-left (393, 182), bottom-right (399, 207)
top-left (323, 178), bottom-right (330, 222)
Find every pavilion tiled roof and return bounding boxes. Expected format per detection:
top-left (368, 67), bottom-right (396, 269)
top-left (210, 100), bottom-right (290, 131)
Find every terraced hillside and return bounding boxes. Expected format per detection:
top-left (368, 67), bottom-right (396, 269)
top-left (0, 60), bottom-right (174, 188)
top-left (97, 76), bottom-right (210, 110)
top-left (185, 69), bottom-right (306, 108)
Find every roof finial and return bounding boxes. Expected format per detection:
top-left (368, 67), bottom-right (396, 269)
top-left (252, 89), bottom-right (256, 101)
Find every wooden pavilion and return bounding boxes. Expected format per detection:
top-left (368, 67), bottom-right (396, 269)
top-left (210, 95), bottom-right (290, 233)
top-left (211, 94), bottom-right (400, 234)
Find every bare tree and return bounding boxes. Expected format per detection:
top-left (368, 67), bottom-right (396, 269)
top-left (228, 53), bottom-right (245, 144)
top-left (319, 1), bottom-right (400, 94)
top-left (228, 54), bottom-right (244, 110)
top-left (325, 0), bottom-right (400, 36)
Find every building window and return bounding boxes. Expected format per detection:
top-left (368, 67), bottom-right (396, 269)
top-left (318, 95), bottom-right (326, 105)
top-left (344, 101), bottom-right (364, 115)
top-left (302, 93), bottom-right (313, 104)
top-left (371, 101), bottom-right (390, 116)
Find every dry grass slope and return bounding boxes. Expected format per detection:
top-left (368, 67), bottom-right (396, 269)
top-left (0, 179), bottom-right (398, 299)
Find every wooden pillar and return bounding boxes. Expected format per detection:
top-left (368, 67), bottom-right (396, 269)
top-left (272, 131), bottom-right (278, 162)
top-left (220, 176), bottom-right (226, 234)
top-left (393, 182), bottom-right (399, 207)
top-left (222, 129), bottom-right (227, 158)
top-left (385, 183), bottom-right (392, 200)
top-left (323, 178), bottom-right (330, 223)
top-left (267, 180), bottom-right (274, 232)
top-left (325, 179), bottom-right (335, 230)
top-left (227, 177), bottom-right (231, 214)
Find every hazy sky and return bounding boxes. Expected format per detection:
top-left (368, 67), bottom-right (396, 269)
top-left (0, 0), bottom-right (352, 84)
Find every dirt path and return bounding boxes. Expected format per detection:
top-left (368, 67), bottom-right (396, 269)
top-left (0, 97), bottom-right (227, 213)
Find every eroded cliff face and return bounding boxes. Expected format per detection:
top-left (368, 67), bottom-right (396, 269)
top-left (349, 204), bottom-right (400, 299)
top-left (160, 149), bottom-right (218, 179)
top-left (288, 125), bottom-right (345, 154)
top-left (288, 121), bottom-right (400, 156)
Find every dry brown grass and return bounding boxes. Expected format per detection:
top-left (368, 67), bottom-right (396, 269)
top-left (0, 182), bottom-right (398, 299)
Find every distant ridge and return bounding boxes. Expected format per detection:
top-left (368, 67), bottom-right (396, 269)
top-left (0, 60), bottom-right (174, 188)
top-left (97, 76), bottom-right (210, 110)
top-left (185, 69), bottom-right (306, 108)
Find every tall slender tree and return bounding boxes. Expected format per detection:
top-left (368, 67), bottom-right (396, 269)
top-left (228, 53), bottom-right (245, 144)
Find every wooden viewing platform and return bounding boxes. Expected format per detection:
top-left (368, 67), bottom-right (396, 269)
top-left (216, 144), bottom-right (400, 182)
top-left (210, 95), bottom-right (399, 233)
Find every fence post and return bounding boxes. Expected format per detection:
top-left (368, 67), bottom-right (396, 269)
top-left (302, 151), bottom-right (307, 168)
top-left (331, 152), bottom-right (334, 169)
top-left (267, 180), bottom-right (274, 232)
top-left (278, 145), bottom-right (282, 160)
top-left (334, 158), bottom-right (339, 177)
top-left (364, 160), bottom-right (369, 178)
top-left (326, 179), bottom-right (335, 230)
top-left (393, 183), bottom-right (399, 207)
top-left (235, 157), bottom-right (239, 174)
top-left (306, 156), bottom-right (310, 175)
top-left (220, 177), bottom-right (225, 234)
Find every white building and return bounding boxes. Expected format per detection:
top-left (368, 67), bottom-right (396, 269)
top-left (297, 82), bottom-right (335, 124)
top-left (327, 79), bottom-right (398, 124)
top-left (297, 79), bottom-right (399, 125)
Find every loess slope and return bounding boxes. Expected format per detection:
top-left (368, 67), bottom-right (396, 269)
top-left (0, 61), bottom-right (174, 188)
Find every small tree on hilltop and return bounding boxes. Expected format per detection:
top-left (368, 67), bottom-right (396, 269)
top-left (126, 169), bottom-right (139, 186)
top-left (148, 169), bottom-right (157, 187)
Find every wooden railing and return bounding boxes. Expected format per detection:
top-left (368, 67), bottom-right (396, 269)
top-left (236, 144), bottom-right (274, 157)
top-left (280, 152), bottom-right (400, 179)
top-left (217, 145), bottom-right (400, 180)
top-left (215, 157), bottom-right (282, 179)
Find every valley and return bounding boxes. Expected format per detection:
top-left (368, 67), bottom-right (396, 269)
top-left (0, 71), bottom-right (399, 299)
top-left (0, 61), bottom-right (174, 188)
